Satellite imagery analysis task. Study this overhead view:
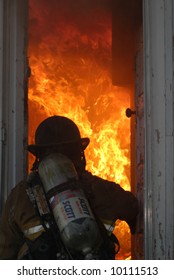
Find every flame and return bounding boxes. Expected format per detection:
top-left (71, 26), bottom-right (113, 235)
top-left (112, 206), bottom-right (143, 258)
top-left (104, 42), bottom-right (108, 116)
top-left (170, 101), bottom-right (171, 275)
top-left (28, 0), bottom-right (131, 259)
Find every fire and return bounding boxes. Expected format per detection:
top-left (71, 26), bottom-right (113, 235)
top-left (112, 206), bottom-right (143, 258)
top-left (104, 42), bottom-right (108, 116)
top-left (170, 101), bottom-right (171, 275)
top-left (28, 0), bottom-right (131, 259)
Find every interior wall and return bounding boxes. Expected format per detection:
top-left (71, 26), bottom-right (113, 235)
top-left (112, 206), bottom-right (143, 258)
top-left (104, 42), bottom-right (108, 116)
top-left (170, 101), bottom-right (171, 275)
top-left (112, 0), bottom-right (142, 87)
top-left (112, 0), bottom-right (143, 259)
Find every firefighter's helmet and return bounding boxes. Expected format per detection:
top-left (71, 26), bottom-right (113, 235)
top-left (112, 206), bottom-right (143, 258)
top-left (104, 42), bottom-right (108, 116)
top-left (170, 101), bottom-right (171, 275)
top-left (28, 116), bottom-right (90, 156)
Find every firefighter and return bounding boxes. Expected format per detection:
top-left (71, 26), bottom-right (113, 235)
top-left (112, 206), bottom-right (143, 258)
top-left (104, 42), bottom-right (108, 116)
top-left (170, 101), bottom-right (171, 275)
top-left (0, 115), bottom-right (139, 259)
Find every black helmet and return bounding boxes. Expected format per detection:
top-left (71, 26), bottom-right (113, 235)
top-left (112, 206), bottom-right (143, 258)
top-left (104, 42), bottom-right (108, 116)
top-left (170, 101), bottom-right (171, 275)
top-left (28, 116), bottom-right (90, 156)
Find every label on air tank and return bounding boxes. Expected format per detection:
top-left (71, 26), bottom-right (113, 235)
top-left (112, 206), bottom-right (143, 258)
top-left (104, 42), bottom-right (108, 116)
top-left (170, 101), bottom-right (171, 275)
top-left (49, 190), bottom-right (94, 230)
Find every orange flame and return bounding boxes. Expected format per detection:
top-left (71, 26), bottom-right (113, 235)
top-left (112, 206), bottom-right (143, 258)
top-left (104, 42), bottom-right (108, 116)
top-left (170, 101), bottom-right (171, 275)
top-left (28, 0), bottom-right (131, 259)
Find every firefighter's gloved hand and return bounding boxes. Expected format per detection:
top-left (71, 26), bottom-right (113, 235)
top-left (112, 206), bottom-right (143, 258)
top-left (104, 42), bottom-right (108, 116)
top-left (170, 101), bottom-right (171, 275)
top-left (126, 216), bottom-right (138, 234)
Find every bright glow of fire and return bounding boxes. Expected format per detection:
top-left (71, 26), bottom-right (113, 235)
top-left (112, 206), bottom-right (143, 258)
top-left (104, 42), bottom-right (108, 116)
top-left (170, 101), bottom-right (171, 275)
top-left (28, 0), bottom-right (131, 260)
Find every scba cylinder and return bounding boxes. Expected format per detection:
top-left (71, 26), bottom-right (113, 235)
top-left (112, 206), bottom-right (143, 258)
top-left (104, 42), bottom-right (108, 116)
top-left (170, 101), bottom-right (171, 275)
top-left (38, 153), bottom-right (102, 258)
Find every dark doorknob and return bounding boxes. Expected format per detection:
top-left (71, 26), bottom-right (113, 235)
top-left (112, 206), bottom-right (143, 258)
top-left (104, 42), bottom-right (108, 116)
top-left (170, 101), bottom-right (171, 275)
top-left (125, 108), bottom-right (136, 118)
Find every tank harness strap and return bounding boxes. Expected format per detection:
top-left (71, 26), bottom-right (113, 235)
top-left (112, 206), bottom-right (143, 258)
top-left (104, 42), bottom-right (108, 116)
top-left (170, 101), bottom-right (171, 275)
top-left (24, 171), bottom-right (72, 259)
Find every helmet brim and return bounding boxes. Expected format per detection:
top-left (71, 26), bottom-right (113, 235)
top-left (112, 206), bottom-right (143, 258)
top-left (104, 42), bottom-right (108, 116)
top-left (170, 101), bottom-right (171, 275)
top-left (27, 137), bottom-right (90, 156)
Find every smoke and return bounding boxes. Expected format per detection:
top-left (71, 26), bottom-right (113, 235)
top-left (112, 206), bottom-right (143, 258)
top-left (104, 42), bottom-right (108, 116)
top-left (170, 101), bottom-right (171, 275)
top-left (29, 0), bottom-right (112, 40)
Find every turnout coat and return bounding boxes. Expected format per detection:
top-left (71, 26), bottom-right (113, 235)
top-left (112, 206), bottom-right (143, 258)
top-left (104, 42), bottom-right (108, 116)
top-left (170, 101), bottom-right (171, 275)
top-left (0, 171), bottom-right (139, 259)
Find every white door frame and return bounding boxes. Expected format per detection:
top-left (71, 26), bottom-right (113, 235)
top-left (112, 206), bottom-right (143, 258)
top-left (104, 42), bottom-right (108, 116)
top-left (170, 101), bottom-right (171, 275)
top-left (143, 0), bottom-right (174, 259)
top-left (0, 0), bottom-right (28, 212)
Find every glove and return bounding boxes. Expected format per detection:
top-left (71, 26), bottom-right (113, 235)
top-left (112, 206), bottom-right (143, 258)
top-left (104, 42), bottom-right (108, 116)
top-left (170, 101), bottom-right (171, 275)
top-left (126, 216), bottom-right (138, 234)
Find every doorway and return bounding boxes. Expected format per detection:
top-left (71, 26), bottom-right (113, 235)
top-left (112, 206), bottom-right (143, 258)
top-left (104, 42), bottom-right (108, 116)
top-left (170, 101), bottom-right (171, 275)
top-left (27, 0), bottom-right (142, 259)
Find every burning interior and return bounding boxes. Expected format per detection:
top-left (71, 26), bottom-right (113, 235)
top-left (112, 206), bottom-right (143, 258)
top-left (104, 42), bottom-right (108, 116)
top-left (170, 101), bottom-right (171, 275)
top-left (28, 0), bottom-right (142, 259)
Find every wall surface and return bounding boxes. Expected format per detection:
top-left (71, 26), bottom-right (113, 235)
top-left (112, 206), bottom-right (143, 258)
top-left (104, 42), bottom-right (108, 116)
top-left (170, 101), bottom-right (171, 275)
top-left (143, 0), bottom-right (174, 259)
top-left (0, 0), bottom-right (28, 213)
top-left (134, 27), bottom-right (144, 259)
